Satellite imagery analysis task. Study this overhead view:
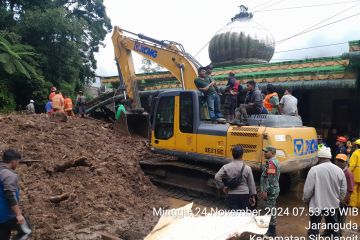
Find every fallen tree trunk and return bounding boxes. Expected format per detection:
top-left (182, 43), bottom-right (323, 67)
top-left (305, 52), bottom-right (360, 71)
top-left (54, 157), bottom-right (91, 172)
top-left (20, 160), bottom-right (42, 164)
top-left (49, 192), bottom-right (70, 203)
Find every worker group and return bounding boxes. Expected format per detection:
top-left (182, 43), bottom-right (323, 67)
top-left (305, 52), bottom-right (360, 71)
top-left (26, 87), bottom-right (87, 117)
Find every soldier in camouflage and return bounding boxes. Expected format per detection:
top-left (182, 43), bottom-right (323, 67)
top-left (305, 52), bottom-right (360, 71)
top-left (260, 146), bottom-right (280, 238)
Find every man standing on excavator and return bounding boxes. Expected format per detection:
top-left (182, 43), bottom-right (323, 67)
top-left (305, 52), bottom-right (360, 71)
top-left (223, 72), bottom-right (241, 121)
top-left (194, 67), bottom-right (223, 121)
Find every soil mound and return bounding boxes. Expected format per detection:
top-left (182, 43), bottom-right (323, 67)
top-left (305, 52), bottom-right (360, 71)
top-left (0, 113), bottom-right (166, 239)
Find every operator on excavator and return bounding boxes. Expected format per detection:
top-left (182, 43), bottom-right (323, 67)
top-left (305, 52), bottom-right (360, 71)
top-left (234, 80), bottom-right (264, 124)
top-left (194, 67), bottom-right (223, 121)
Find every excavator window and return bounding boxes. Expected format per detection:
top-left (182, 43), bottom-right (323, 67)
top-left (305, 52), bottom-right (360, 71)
top-left (180, 92), bottom-right (193, 133)
top-left (199, 96), bottom-right (211, 121)
top-left (154, 96), bottom-right (175, 140)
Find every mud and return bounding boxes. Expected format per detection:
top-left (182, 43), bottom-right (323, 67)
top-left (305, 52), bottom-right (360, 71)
top-left (0, 113), bottom-right (167, 239)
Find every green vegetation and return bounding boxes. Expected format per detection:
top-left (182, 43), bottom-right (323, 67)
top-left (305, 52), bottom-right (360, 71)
top-left (0, 0), bottom-right (111, 112)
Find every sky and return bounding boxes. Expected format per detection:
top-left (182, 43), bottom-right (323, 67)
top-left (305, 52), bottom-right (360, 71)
top-left (94, 0), bottom-right (360, 77)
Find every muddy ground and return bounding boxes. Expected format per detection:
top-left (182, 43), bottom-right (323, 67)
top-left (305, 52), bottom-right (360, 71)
top-left (0, 113), bottom-right (167, 239)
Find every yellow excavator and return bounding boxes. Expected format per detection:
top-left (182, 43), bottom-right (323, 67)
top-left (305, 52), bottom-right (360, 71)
top-left (111, 26), bottom-right (318, 195)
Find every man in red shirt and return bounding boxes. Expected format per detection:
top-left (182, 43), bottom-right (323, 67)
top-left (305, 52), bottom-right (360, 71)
top-left (223, 72), bottom-right (242, 121)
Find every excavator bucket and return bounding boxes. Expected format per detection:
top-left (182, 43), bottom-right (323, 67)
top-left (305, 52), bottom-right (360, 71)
top-left (114, 111), bottom-right (150, 138)
top-left (126, 112), bottom-right (150, 138)
top-left (113, 111), bottom-right (131, 136)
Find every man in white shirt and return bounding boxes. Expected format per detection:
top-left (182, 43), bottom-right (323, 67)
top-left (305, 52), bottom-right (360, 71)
top-left (303, 146), bottom-right (347, 238)
top-left (279, 89), bottom-right (298, 116)
top-left (26, 100), bottom-right (35, 114)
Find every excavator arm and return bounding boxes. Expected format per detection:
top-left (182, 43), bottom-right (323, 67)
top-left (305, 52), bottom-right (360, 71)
top-left (111, 26), bottom-right (199, 108)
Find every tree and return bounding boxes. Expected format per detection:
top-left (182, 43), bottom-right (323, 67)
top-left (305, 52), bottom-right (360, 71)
top-left (0, 34), bottom-right (39, 79)
top-left (0, 0), bottom-right (111, 111)
top-left (0, 31), bottom-right (48, 112)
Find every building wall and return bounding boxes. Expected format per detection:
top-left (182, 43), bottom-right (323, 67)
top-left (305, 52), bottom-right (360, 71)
top-left (300, 88), bottom-right (360, 139)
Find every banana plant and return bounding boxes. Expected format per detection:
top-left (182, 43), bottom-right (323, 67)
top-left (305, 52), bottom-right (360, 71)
top-left (0, 35), bottom-right (39, 79)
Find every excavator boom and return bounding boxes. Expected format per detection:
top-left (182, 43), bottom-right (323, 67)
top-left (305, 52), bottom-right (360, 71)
top-left (111, 26), bottom-right (199, 108)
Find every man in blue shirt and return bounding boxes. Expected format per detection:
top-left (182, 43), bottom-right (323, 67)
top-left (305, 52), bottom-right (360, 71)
top-left (45, 100), bottom-right (53, 116)
top-left (0, 149), bottom-right (28, 239)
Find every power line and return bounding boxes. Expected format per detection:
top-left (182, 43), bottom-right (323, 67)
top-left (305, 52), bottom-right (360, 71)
top-left (254, 0), bottom-right (285, 12)
top-left (254, 0), bottom-right (360, 13)
top-left (193, 23), bottom-right (228, 58)
top-left (294, 12), bottom-right (360, 36)
top-left (275, 2), bottom-right (360, 45)
top-left (275, 41), bottom-right (348, 53)
top-left (251, 0), bottom-right (279, 11)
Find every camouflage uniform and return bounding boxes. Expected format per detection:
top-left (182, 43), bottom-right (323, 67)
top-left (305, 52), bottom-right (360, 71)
top-left (260, 156), bottom-right (280, 226)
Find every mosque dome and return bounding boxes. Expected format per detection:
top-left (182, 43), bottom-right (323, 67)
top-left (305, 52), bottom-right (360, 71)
top-left (208, 5), bottom-right (275, 66)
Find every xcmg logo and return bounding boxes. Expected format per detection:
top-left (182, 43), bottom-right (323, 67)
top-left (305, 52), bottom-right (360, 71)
top-left (134, 42), bottom-right (158, 58)
top-left (293, 138), bottom-right (318, 156)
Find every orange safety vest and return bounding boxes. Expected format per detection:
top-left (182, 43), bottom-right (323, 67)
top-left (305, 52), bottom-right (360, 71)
top-left (52, 94), bottom-right (64, 110)
top-left (49, 92), bottom-right (56, 101)
top-left (64, 98), bottom-right (73, 111)
top-left (263, 92), bottom-right (278, 112)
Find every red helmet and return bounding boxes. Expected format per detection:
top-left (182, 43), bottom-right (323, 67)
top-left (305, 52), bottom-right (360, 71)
top-left (51, 86), bottom-right (57, 92)
top-left (337, 136), bottom-right (347, 143)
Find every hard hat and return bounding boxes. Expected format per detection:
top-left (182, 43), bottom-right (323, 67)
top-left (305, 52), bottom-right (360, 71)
top-left (337, 136), bottom-right (347, 143)
top-left (355, 139), bottom-right (360, 145)
top-left (30, 100), bottom-right (34, 103)
top-left (335, 154), bottom-right (348, 162)
top-left (51, 86), bottom-right (57, 92)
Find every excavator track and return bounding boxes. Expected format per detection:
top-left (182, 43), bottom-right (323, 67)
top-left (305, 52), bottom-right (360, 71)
top-left (140, 159), bottom-right (222, 198)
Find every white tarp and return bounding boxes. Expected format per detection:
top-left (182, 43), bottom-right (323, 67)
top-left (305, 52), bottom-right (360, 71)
top-left (145, 203), bottom-right (271, 240)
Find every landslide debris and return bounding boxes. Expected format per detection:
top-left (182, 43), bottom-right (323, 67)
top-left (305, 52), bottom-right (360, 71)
top-left (0, 113), bottom-right (167, 239)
